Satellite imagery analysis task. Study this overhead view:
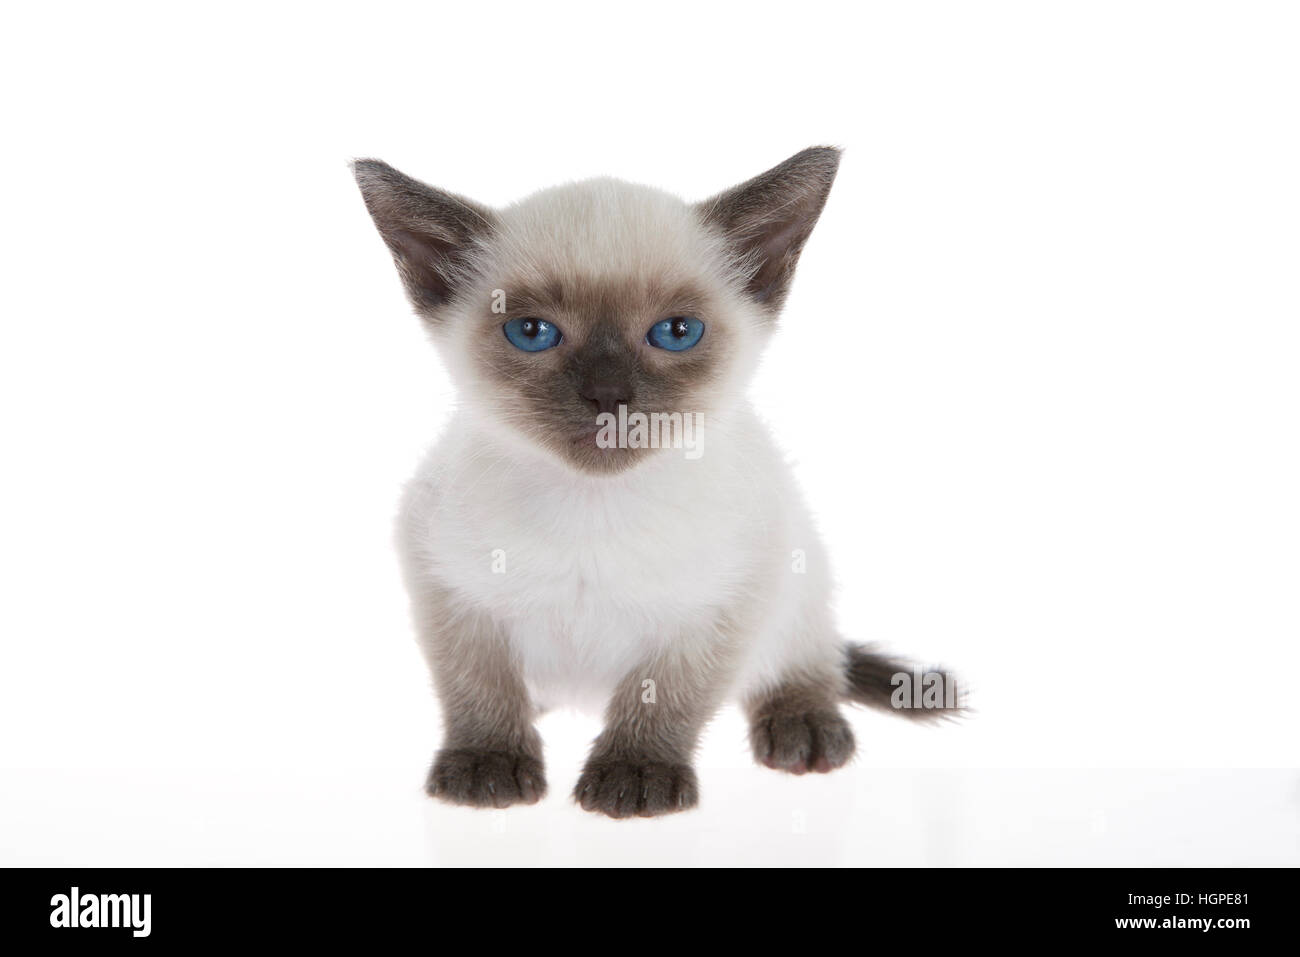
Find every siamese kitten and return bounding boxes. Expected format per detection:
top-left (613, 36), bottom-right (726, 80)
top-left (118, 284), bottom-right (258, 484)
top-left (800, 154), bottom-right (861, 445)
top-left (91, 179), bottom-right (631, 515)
top-left (354, 147), bottom-right (958, 818)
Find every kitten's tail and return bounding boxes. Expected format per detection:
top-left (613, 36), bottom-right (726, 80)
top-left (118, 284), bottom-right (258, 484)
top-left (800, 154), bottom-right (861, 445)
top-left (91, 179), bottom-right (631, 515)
top-left (842, 644), bottom-right (966, 722)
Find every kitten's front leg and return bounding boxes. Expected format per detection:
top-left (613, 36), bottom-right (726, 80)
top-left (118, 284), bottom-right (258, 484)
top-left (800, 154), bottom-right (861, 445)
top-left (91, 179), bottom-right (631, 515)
top-left (415, 589), bottom-right (545, 808)
top-left (574, 629), bottom-right (742, 819)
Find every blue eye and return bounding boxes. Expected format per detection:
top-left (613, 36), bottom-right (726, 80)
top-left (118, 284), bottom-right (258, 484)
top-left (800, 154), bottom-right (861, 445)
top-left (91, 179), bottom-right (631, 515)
top-left (503, 317), bottom-right (562, 352)
top-left (646, 317), bottom-right (704, 351)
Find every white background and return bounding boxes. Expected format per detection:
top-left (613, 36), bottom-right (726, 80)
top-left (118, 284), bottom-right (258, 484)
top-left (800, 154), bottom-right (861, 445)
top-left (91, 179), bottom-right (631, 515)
top-left (1, 1), bottom-right (1297, 865)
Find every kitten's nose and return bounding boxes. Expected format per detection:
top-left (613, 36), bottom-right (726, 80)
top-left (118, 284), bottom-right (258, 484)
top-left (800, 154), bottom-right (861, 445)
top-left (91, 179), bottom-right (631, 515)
top-left (580, 382), bottom-right (633, 416)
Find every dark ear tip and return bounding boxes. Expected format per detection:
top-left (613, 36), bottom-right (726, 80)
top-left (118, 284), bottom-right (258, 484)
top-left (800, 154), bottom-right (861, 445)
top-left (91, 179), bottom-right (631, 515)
top-left (795, 145), bottom-right (843, 173)
top-left (350, 157), bottom-right (392, 187)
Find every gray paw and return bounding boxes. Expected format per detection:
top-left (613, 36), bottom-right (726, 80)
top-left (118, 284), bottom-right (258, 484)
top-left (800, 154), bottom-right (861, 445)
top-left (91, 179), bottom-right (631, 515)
top-left (426, 748), bottom-right (546, 808)
top-left (751, 708), bottom-right (855, 774)
top-left (573, 759), bottom-right (698, 818)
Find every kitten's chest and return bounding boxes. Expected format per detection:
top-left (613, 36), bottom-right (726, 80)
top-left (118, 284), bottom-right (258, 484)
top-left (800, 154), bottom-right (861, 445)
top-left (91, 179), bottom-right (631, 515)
top-left (455, 479), bottom-right (747, 616)
top-left (502, 508), bottom-right (743, 706)
top-left (425, 458), bottom-right (759, 705)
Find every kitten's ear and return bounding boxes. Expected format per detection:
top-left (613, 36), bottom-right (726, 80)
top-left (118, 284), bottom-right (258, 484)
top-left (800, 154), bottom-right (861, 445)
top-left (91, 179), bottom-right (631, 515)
top-left (352, 159), bottom-right (496, 314)
top-left (696, 146), bottom-right (841, 310)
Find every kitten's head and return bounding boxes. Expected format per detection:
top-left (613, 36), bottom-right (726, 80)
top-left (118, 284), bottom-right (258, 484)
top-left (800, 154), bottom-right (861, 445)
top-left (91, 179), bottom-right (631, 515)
top-left (354, 147), bottom-right (839, 474)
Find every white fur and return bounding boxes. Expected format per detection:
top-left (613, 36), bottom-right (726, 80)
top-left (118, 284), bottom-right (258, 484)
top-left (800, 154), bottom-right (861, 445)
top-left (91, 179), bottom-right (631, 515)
top-left (399, 405), bottom-right (842, 712)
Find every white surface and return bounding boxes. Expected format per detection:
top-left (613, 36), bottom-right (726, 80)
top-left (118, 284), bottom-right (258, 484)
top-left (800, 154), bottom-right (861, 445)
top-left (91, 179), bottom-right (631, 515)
top-left (1, 2), bottom-right (1298, 865)
top-left (3, 760), bottom-right (1297, 867)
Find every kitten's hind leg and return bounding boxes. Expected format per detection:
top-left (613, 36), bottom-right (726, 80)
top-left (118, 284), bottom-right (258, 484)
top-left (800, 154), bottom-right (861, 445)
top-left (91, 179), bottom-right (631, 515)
top-left (745, 672), bottom-right (856, 775)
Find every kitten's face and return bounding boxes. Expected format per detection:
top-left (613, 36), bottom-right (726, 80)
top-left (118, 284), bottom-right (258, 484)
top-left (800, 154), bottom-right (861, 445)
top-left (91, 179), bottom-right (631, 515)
top-left (355, 149), bottom-right (839, 475)
top-left (444, 183), bottom-right (760, 474)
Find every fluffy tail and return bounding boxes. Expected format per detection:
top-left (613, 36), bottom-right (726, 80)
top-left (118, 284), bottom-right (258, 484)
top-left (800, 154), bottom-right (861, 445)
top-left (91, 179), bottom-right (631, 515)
top-left (843, 644), bottom-right (965, 722)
